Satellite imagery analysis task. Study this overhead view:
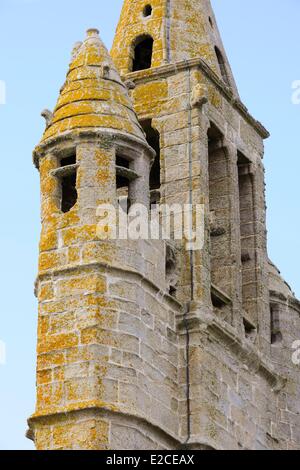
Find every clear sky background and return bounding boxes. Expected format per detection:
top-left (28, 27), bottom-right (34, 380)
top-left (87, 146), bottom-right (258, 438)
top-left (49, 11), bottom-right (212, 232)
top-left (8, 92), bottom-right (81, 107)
top-left (0, 0), bottom-right (299, 450)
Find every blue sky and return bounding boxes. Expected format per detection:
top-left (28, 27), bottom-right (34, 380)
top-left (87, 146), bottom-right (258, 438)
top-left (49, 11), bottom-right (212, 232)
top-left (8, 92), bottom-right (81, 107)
top-left (0, 0), bottom-right (299, 450)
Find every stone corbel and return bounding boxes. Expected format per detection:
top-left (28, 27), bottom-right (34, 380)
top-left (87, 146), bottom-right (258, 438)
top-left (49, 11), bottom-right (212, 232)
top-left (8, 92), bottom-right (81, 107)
top-left (191, 83), bottom-right (208, 109)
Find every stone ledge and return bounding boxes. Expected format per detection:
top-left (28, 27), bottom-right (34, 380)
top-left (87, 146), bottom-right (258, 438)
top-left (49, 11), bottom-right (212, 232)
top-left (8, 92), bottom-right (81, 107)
top-left (270, 289), bottom-right (300, 315)
top-left (33, 129), bottom-right (156, 168)
top-left (124, 58), bottom-right (270, 140)
top-left (36, 260), bottom-right (183, 311)
top-left (28, 402), bottom-right (218, 450)
top-left (288, 296), bottom-right (300, 315)
top-left (177, 304), bottom-right (286, 392)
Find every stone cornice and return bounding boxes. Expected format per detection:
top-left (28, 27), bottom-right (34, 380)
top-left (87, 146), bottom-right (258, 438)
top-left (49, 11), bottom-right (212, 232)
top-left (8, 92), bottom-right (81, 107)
top-left (124, 58), bottom-right (270, 140)
top-left (177, 307), bottom-right (286, 392)
top-left (36, 260), bottom-right (182, 311)
top-left (28, 403), bottom-right (218, 450)
top-left (33, 129), bottom-right (155, 169)
top-left (289, 295), bottom-right (300, 315)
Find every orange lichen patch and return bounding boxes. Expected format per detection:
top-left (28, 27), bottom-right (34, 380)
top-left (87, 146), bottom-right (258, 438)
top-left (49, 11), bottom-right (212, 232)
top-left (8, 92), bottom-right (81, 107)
top-left (56, 83), bottom-right (130, 110)
top-left (40, 230), bottom-right (58, 252)
top-left (96, 167), bottom-right (110, 183)
top-left (31, 399), bottom-right (118, 422)
top-left (52, 419), bottom-right (109, 450)
top-left (36, 382), bottom-right (64, 411)
top-left (208, 85), bottom-right (222, 109)
top-left (81, 326), bottom-right (117, 348)
top-left (62, 225), bottom-right (97, 247)
top-left (69, 33), bottom-right (111, 70)
top-left (50, 312), bottom-right (75, 335)
top-left (52, 101), bottom-right (134, 124)
top-left (57, 274), bottom-right (107, 298)
top-left (39, 252), bottom-right (66, 272)
top-left (40, 155), bottom-right (58, 175)
top-left (37, 369), bottom-right (52, 385)
top-left (65, 376), bottom-right (106, 403)
top-left (80, 326), bottom-right (99, 345)
top-left (77, 308), bottom-right (118, 332)
top-left (81, 241), bottom-right (115, 264)
top-left (191, 70), bottom-right (222, 109)
top-left (58, 210), bottom-right (80, 230)
top-left (38, 316), bottom-right (50, 337)
top-left (43, 114), bottom-right (141, 141)
top-left (68, 247), bottom-right (81, 264)
top-left (38, 332), bottom-right (79, 354)
top-left (39, 300), bottom-right (66, 315)
top-left (132, 81), bottom-right (168, 115)
top-left (53, 366), bottom-right (65, 382)
top-left (35, 427), bottom-right (52, 450)
top-left (39, 283), bottom-right (54, 301)
top-left (41, 176), bottom-right (58, 196)
top-left (41, 198), bottom-right (60, 225)
top-left (66, 345), bottom-right (101, 365)
top-left (37, 352), bottom-right (65, 371)
top-left (68, 292), bottom-right (111, 310)
top-left (38, 333), bottom-right (78, 354)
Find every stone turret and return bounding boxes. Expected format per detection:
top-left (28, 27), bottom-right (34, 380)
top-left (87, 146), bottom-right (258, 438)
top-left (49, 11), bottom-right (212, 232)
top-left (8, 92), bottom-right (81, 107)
top-left (28, 28), bottom-right (160, 450)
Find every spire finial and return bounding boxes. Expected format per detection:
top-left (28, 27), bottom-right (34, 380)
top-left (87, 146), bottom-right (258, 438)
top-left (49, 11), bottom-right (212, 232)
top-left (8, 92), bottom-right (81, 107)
top-left (86, 28), bottom-right (100, 38)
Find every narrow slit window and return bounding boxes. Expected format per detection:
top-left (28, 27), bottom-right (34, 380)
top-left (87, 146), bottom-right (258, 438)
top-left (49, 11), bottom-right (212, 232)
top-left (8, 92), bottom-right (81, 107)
top-left (116, 154), bottom-right (137, 213)
top-left (140, 119), bottom-right (160, 204)
top-left (56, 152), bottom-right (78, 213)
top-left (132, 36), bottom-right (154, 72)
top-left (61, 173), bottom-right (77, 213)
top-left (270, 303), bottom-right (282, 345)
top-left (215, 46), bottom-right (230, 86)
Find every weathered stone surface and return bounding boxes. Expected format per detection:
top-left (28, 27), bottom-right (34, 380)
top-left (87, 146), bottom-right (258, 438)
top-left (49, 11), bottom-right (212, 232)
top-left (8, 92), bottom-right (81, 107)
top-left (29, 0), bottom-right (300, 451)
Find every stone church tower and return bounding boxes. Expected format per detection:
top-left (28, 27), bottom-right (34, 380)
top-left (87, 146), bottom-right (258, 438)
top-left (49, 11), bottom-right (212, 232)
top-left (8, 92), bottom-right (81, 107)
top-left (28, 0), bottom-right (300, 450)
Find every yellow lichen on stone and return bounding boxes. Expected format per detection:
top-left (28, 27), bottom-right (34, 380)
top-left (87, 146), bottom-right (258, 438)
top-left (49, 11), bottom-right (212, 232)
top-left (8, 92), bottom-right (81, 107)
top-left (62, 225), bottom-right (97, 247)
top-left (132, 81), bottom-right (168, 116)
top-left (37, 332), bottom-right (79, 355)
top-left (57, 274), bottom-right (107, 298)
top-left (38, 29), bottom-right (145, 146)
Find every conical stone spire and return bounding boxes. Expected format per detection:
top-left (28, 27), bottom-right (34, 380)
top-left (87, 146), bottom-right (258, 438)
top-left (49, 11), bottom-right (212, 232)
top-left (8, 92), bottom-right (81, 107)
top-left (111, 0), bottom-right (238, 94)
top-left (40, 28), bottom-right (145, 145)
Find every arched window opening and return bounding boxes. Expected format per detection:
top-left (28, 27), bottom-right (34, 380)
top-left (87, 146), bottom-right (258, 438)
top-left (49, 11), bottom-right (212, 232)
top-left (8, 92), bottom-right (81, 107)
top-left (140, 119), bottom-right (160, 204)
top-left (215, 46), bottom-right (230, 86)
top-left (270, 303), bottom-right (283, 345)
top-left (143, 4), bottom-right (152, 17)
top-left (132, 36), bottom-right (154, 72)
